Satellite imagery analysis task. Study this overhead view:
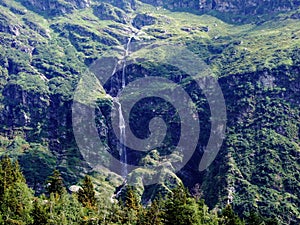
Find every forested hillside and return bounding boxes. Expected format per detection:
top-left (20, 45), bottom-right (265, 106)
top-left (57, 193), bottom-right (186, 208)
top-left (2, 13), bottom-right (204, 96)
top-left (0, 156), bottom-right (278, 224)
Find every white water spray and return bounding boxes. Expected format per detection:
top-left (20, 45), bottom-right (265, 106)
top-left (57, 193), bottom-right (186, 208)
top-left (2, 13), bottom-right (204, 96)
top-left (113, 35), bottom-right (134, 178)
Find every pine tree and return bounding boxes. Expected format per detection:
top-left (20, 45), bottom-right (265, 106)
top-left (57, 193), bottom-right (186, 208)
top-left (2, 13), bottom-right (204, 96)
top-left (48, 192), bottom-right (84, 225)
top-left (77, 175), bottom-right (97, 208)
top-left (220, 205), bottom-right (245, 225)
top-left (31, 198), bottom-right (50, 225)
top-left (124, 186), bottom-right (139, 211)
top-left (0, 156), bottom-right (34, 224)
top-left (139, 198), bottom-right (164, 225)
top-left (0, 156), bottom-right (25, 200)
top-left (120, 186), bottom-right (141, 225)
top-left (246, 210), bottom-right (279, 225)
top-left (46, 170), bottom-right (65, 196)
top-left (107, 200), bottom-right (124, 224)
top-left (163, 185), bottom-right (201, 225)
top-left (197, 199), bottom-right (219, 225)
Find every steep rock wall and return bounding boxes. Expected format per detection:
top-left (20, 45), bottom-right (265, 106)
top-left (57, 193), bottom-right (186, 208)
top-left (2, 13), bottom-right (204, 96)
top-left (141, 0), bottom-right (300, 14)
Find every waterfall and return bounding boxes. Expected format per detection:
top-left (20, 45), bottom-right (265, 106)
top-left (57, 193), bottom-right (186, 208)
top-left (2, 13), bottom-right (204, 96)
top-left (121, 59), bottom-right (126, 89)
top-left (121, 36), bottom-right (133, 88)
top-left (116, 99), bottom-right (127, 177)
top-left (110, 12), bottom-right (138, 200)
top-left (114, 36), bottom-right (134, 178)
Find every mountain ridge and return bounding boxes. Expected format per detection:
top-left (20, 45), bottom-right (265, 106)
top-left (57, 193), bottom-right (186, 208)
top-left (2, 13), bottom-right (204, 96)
top-left (141, 0), bottom-right (300, 14)
top-left (12, 0), bottom-right (300, 20)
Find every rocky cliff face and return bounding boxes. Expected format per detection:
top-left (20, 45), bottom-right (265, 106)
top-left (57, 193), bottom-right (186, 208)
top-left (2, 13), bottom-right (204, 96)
top-left (20, 0), bottom-right (91, 15)
top-left (18, 0), bottom-right (300, 16)
top-left (141, 0), bottom-right (300, 14)
top-left (19, 0), bottom-right (138, 16)
top-left (199, 0), bottom-right (300, 14)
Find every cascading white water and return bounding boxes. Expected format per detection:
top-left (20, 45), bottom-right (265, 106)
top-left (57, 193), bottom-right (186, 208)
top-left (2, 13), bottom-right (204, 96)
top-left (117, 100), bottom-right (127, 177)
top-left (115, 36), bottom-right (134, 178)
top-left (121, 36), bottom-right (133, 88)
top-left (111, 10), bottom-right (137, 199)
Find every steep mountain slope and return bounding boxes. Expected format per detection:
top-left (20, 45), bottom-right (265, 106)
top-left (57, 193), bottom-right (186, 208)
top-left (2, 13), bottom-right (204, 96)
top-left (140, 0), bottom-right (300, 23)
top-left (141, 0), bottom-right (300, 13)
top-left (0, 0), bottom-right (299, 223)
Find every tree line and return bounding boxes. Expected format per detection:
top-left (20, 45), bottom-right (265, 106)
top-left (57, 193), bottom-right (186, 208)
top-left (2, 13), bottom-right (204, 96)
top-left (0, 156), bottom-right (278, 225)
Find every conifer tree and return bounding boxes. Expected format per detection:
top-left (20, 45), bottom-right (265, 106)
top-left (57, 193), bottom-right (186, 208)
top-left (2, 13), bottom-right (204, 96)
top-left (163, 185), bottom-right (201, 225)
top-left (197, 198), bottom-right (219, 225)
top-left (124, 186), bottom-right (139, 211)
top-left (220, 205), bottom-right (245, 225)
top-left (139, 198), bottom-right (164, 225)
top-left (46, 170), bottom-right (65, 196)
top-left (107, 200), bottom-right (124, 224)
top-left (31, 198), bottom-right (50, 225)
top-left (77, 175), bottom-right (97, 208)
top-left (0, 156), bottom-right (34, 224)
top-left (120, 186), bottom-right (141, 224)
top-left (48, 191), bottom-right (84, 225)
top-left (0, 155), bottom-right (25, 199)
top-left (246, 210), bottom-right (278, 225)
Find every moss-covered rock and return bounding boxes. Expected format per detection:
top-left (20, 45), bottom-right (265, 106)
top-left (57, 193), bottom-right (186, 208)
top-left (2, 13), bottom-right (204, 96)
top-left (93, 3), bottom-right (128, 24)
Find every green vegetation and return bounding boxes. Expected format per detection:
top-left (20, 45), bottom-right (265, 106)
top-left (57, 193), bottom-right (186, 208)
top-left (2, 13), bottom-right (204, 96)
top-left (0, 156), bottom-right (34, 224)
top-left (0, 0), bottom-right (299, 224)
top-left (0, 156), bottom-right (280, 224)
top-left (46, 169), bottom-right (65, 196)
top-left (77, 175), bottom-right (97, 208)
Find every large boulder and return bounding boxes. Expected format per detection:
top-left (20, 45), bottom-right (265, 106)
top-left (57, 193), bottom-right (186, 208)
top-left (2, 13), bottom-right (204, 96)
top-left (132, 13), bottom-right (158, 29)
